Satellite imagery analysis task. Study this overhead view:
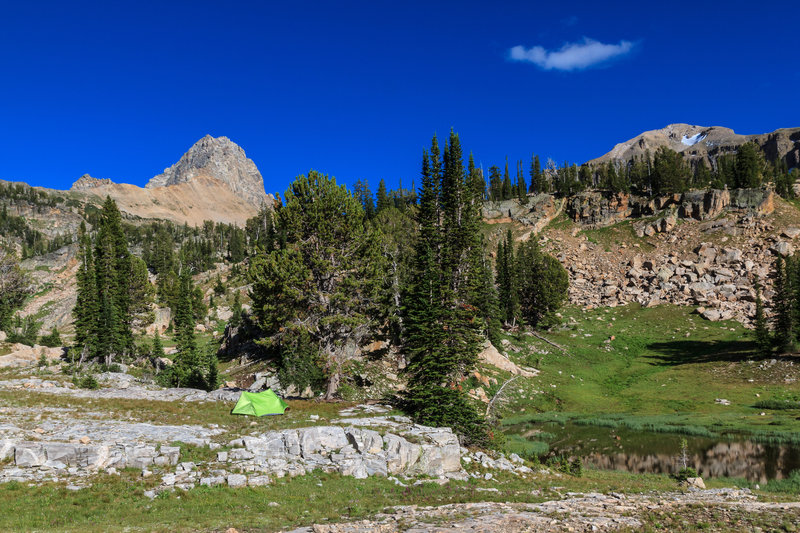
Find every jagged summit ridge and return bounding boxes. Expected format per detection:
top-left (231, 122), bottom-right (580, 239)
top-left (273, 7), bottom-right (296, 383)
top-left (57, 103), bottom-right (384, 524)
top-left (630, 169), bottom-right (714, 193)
top-left (146, 135), bottom-right (268, 208)
top-left (70, 174), bottom-right (114, 191)
top-left (591, 124), bottom-right (800, 168)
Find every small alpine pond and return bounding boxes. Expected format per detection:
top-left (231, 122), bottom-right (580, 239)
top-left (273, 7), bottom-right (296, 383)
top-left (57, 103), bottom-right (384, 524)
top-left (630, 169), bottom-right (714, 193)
top-left (507, 421), bottom-right (800, 483)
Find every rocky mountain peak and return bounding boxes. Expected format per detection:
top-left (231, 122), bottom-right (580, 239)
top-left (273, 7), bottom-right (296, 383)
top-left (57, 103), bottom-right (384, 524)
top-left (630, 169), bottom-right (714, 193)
top-left (591, 124), bottom-right (800, 168)
top-left (146, 135), bottom-right (269, 208)
top-left (70, 174), bottom-right (114, 191)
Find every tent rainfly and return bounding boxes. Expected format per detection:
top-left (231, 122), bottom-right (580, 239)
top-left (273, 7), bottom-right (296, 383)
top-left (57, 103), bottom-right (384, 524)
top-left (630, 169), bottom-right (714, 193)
top-left (231, 389), bottom-right (288, 416)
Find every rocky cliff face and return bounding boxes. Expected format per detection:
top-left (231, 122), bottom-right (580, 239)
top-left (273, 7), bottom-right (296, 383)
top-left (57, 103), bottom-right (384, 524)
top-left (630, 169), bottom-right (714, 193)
top-left (566, 188), bottom-right (775, 228)
top-left (590, 123), bottom-right (800, 168)
top-left (146, 135), bottom-right (269, 209)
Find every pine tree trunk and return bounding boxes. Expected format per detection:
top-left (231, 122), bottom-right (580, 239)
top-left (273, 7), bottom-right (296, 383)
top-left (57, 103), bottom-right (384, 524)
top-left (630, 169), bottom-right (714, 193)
top-left (324, 371), bottom-right (340, 401)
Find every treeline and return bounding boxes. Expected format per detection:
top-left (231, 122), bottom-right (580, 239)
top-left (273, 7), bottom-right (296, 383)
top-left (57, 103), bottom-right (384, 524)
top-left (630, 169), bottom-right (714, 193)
top-left (351, 178), bottom-right (418, 219)
top-left (248, 131), bottom-right (569, 445)
top-left (0, 181), bottom-right (70, 208)
top-left (352, 143), bottom-right (797, 209)
top-left (593, 142), bottom-right (797, 197)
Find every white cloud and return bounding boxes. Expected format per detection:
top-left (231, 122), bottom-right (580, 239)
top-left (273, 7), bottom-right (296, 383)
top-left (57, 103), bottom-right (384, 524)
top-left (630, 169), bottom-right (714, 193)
top-left (509, 37), bottom-right (634, 71)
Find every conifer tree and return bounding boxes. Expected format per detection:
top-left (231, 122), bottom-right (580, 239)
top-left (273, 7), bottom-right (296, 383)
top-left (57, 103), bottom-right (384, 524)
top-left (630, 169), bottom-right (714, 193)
top-left (213, 275), bottom-right (225, 296)
top-left (694, 159), bottom-right (712, 188)
top-left (734, 142), bottom-right (762, 189)
top-left (376, 179), bottom-right (391, 213)
top-left (73, 198), bottom-right (137, 365)
top-left (753, 277), bottom-right (771, 357)
top-left (230, 291), bottom-right (242, 328)
top-left (772, 255), bottom-right (794, 352)
top-left (228, 226), bottom-right (246, 262)
top-left (495, 230), bottom-right (519, 324)
top-left (488, 165), bottom-right (502, 201)
top-left (249, 170), bottom-right (386, 399)
top-left (163, 267), bottom-right (215, 390)
top-left (501, 158), bottom-right (513, 200)
top-left (515, 160), bottom-right (527, 203)
top-left (0, 248), bottom-right (30, 334)
top-left (152, 330), bottom-right (165, 359)
top-left (73, 222), bottom-right (97, 357)
top-left (404, 131), bottom-right (491, 446)
top-left (529, 154), bottom-right (544, 194)
top-left (129, 255), bottom-right (155, 329)
top-left (652, 147), bottom-right (688, 195)
top-left (174, 268), bottom-right (197, 358)
top-left (516, 237), bottom-right (569, 328)
top-left (353, 179), bottom-right (375, 218)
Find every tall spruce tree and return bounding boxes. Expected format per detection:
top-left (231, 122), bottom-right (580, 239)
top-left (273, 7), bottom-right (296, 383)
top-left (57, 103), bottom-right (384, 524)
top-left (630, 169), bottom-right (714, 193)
top-left (529, 154), bottom-right (545, 194)
top-left (753, 277), bottom-right (771, 357)
top-left (162, 266), bottom-right (215, 390)
top-left (404, 131), bottom-right (492, 446)
top-left (495, 230), bottom-right (519, 325)
top-left (515, 160), bottom-right (527, 203)
top-left (488, 165), bottom-right (502, 201)
top-left (501, 158), bottom-right (513, 200)
top-left (73, 222), bottom-right (97, 358)
top-left (772, 255), bottom-right (794, 353)
top-left (152, 330), bottom-right (165, 359)
top-left (376, 179), bottom-right (391, 213)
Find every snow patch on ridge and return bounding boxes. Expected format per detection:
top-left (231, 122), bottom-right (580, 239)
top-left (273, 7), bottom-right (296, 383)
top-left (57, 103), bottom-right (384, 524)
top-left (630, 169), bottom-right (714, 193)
top-left (681, 133), bottom-right (706, 146)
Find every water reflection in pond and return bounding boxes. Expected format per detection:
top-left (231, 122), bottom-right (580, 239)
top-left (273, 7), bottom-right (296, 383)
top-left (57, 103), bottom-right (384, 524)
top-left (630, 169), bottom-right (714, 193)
top-left (507, 422), bottom-right (800, 483)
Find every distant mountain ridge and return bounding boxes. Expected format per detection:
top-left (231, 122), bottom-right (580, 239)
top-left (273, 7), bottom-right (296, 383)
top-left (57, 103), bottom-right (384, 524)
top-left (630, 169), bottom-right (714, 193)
top-left (589, 124), bottom-right (800, 168)
top-left (66, 135), bottom-right (273, 226)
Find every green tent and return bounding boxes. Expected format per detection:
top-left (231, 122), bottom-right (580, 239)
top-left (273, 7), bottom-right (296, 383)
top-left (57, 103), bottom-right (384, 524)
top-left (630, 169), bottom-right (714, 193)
top-left (231, 389), bottom-right (289, 416)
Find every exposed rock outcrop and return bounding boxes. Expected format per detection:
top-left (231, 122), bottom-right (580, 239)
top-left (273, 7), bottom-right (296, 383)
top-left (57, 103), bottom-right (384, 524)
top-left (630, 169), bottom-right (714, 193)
top-left (70, 174), bottom-right (114, 191)
top-left (566, 188), bottom-right (773, 229)
top-left (483, 195), bottom-right (562, 235)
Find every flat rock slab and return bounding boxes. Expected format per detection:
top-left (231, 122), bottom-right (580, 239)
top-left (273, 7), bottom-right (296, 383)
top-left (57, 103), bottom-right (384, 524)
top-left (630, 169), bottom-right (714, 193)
top-left (36, 419), bottom-right (224, 446)
top-left (0, 378), bottom-right (242, 403)
top-left (284, 488), bottom-right (798, 533)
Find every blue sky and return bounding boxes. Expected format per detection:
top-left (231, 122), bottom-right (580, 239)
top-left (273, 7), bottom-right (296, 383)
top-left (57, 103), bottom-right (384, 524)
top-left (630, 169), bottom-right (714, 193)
top-left (1, 1), bottom-right (798, 195)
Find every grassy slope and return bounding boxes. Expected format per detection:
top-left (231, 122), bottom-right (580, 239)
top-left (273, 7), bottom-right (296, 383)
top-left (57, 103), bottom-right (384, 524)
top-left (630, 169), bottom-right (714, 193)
top-left (496, 304), bottom-right (800, 442)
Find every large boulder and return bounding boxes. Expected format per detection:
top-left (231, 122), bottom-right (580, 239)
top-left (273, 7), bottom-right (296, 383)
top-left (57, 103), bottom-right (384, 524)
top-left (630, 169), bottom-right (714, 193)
top-left (771, 241), bottom-right (794, 257)
top-left (478, 342), bottom-right (537, 377)
top-left (384, 434), bottom-right (422, 474)
top-left (15, 444), bottom-right (45, 467)
top-left (729, 188), bottom-right (774, 215)
top-left (298, 426), bottom-right (348, 456)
